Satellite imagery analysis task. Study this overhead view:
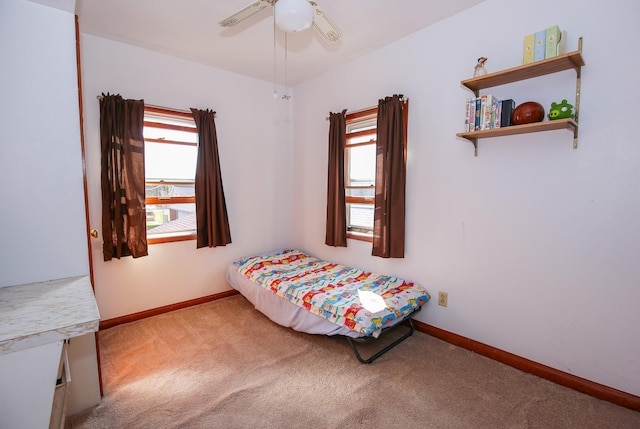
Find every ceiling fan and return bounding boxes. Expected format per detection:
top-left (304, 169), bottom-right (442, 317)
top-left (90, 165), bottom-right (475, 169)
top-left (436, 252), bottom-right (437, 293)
top-left (219, 0), bottom-right (342, 43)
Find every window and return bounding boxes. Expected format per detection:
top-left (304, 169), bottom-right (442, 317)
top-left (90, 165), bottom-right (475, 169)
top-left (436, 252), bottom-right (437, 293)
top-left (345, 108), bottom-right (378, 241)
top-left (143, 106), bottom-right (197, 244)
top-left (344, 100), bottom-right (409, 243)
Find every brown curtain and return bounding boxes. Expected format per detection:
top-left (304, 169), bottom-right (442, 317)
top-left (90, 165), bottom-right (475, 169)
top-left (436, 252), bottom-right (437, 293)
top-left (191, 108), bottom-right (231, 248)
top-left (325, 109), bottom-right (347, 247)
top-left (372, 95), bottom-right (407, 258)
top-left (99, 93), bottom-right (148, 261)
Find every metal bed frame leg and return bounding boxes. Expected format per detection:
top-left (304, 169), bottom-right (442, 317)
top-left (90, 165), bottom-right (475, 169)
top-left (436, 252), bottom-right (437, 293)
top-left (345, 319), bottom-right (415, 364)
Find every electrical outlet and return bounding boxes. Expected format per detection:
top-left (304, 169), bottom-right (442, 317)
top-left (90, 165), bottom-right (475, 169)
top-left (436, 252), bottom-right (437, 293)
top-left (438, 291), bottom-right (448, 307)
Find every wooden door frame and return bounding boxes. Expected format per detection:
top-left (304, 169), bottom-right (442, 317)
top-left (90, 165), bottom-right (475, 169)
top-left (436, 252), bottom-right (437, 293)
top-left (75, 15), bottom-right (104, 397)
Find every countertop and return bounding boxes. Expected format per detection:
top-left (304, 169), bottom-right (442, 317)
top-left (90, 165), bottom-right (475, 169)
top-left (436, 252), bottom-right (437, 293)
top-left (0, 276), bottom-right (100, 355)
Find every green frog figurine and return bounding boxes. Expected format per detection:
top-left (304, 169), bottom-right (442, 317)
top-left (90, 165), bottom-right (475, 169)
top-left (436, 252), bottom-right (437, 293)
top-left (548, 99), bottom-right (574, 120)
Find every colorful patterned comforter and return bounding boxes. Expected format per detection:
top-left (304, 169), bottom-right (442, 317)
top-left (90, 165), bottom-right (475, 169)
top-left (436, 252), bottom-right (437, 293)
top-left (234, 249), bottom-right (429, 336)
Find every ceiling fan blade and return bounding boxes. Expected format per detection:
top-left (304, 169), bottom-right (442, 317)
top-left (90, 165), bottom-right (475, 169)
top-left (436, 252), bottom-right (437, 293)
top-left (309, 1), bottom-right (342, 43)
top-left (219, 0), bottom-right (273, 27)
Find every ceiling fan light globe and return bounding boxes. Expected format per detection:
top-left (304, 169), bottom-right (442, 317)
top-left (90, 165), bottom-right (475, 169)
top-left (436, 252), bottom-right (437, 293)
top-left (275, 0), bottom-right (313, 32)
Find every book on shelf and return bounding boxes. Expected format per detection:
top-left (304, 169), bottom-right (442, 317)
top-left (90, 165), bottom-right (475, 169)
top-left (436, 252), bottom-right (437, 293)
top-left (534, 29), bottom-right (546, 62)
top-left (494, 99), bottom-right (502, 129)
top-left (485, 95), bottom-right (500, 130)
top-left (500, 99), bottom-right (515, 128)
top-left (464, 98), bottom-right (477, 132)
top-left (469, 98), bottom-right (476, 132)
top-left (463, 95), bottom-right (504, 132)
top-left (545, 25), bottom-right (567, 58)
top-left (523, 33), bottom-right (534, 64)
top-left (545, 25), bottom-right (561, 59)
top-left (490, 95), bottom-right (500, 129)
top-left (524, 25), bottom-right (567, 63)
top-left (480, 95), bottom-right (488, 130)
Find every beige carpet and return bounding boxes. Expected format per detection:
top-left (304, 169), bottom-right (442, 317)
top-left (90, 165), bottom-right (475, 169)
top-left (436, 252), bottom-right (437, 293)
top-left (67, 295), bottom-right (640, 429)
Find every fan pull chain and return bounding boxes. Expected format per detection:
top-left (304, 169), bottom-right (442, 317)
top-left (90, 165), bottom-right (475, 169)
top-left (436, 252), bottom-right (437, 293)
top-left (282, 32), bottom-right (291, 100)
top-left (273, 13), bottom-right (278, 99)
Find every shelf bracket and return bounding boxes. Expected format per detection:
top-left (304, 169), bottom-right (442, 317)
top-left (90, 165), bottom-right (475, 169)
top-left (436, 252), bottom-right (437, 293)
top-left (572, 37), bottom-right (582, 150)
top-left (460, 137), bottom-right (478, 156)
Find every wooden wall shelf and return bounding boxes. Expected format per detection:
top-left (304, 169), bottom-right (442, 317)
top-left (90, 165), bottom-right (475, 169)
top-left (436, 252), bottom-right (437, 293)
top-left (461, 50), bottom-right (585, 94)
top-left (457, 38), bottom-right (584, 156)
top-left (456, 119), bottom-right (578, 156)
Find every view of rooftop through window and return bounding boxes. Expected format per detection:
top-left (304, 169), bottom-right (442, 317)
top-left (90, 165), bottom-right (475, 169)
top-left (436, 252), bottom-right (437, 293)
top-left (346, 118), bottom-right (376, 235)
top-left (143, 108), bottom-right (198, 242)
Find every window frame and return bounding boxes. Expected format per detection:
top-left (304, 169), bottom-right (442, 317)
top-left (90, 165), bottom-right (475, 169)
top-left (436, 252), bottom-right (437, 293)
top-left (144, 106), bottom-right (197, 245)
top-left (345, 107), bottom-right (378, 242)
top-left (344, 101), bottom-right (409, 243)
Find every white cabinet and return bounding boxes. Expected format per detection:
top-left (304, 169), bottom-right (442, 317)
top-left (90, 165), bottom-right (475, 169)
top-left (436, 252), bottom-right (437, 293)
top-left (0, 276), bottom-right (100, 428)
top-left (0, 341), bottom-right (64, 429)
top-left (50, 340), bottom-right (70, 429)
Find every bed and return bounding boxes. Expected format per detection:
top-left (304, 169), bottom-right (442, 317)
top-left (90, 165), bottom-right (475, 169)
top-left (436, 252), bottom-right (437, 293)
top-left (226, 249), bottom-right (430, 363)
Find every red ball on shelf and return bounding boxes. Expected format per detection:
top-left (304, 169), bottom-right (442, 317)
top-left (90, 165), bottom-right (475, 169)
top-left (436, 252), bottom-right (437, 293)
top-left (512, 102), bottom-right (545, 125)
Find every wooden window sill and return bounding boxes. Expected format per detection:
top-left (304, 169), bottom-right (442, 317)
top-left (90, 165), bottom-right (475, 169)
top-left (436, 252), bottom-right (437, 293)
top-left (148, 233), bottom-right (196, 245)
top-left (347, 232), bottom-right (373, 243)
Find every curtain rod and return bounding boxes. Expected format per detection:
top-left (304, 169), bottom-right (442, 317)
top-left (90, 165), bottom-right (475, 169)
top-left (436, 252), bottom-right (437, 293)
top-left (95, 95), bottom-right (201, 117)
top-left (325, 96), bottom-right (408, 120)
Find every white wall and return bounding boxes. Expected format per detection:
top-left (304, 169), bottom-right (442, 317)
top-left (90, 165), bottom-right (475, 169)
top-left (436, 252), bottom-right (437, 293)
top-left (1, 0), bottom-right (101, 416)
top-left (0, 0), bottom-right (88, 287)
top-left (293, 0), bottom-right (640, 396)
top-left (64, 0), bottom-right (640, 400)
top-left (80, 35), bottom-right (294, 320)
